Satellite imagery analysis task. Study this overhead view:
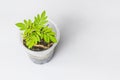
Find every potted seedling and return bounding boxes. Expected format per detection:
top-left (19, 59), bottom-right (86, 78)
top-left (15, 11), bottom-right (60, 64)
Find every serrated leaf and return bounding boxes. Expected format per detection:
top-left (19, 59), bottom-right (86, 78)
top-left (34, 17), bottom-right (39, 24)
top-left (16, 23), bottom-right (26, 30)
top-left (41, 11), bottom-right (46, 18)
top-left (42, 26), bottom-right (48, 32)
top-left (41, 33), bottom-right (43, 39)
top-left (41, 20), bottom-right (48, 25)
top-left (24, 29), bottom-right (31, 35)
top-left (36, 35), bottom-right (40, 42)
top-left (44, 28), bottom-right (52, 33)
top-left (43, 34), bottom-right (47, 42)
top-left (43, 16), bottom-right (47, 20)
top-left (43, 34), bottom-right (49, 43)
top-left (50, 36), bottom-right (57, 43)
top-left (36, 25), bottom-right (42, 30)
top-left (49, 32), bottom-right (56, 36)
top-left (28, 19), bottom-right (32, 26)
top-left (24, 20), bottom-right (27, 24)
top-left (36, 31), bottom-right (41, 37)
top-left (37, 14), bottom-right (40, 20)
top-left (29, 40), bottom-right (34, 48)
top-left (26, 40), bottom-right (33, 48)
top-left (46, 35), bottom-right (50, 43)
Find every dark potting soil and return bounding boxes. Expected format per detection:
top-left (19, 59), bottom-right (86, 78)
top-left (23, 39), bottom-right (53, 51)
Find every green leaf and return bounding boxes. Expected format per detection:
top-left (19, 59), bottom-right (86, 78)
top-left (42, 26), bottom-right (48, 32)
top-left (26, 40), bottom-right (33, 48)
top-left (16, 23), bottom-right (26, 30)
top-left (36, 31), bottom-right (41, 37)
top-left (41, 20), bottom-right (48, 25)
top-left (24, 20), bottom-right (27, 24)
top-left (49, 32), bottom-right (55, 36)
top-left (44, 28), bottom-right (52, 33)
top-left (36, 35), bottom-right (40, 42)
top-left (37, 14), bottom-right (40, 20)
top-left (43, 16), bottom-right (47, 20)
top-left (28, 19), bottom-right (32, 26)
top-left (41, 33), bottom-right (43, 39)
top-left (41, 11), bottom-right (46, 18)
top-left (50, 36), bottom-right (57, 43)
top-left (43, 34), bottom-right (47, 42)
top-left (29, 40), bottom-right (34, 48)
top-left (46, 36), bottom-right (50, 43)
top-left (44, 35), bottom-right (49, 43)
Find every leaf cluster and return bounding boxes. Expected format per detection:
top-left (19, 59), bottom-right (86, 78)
top-left (16, 11), bottom-right (57, 48)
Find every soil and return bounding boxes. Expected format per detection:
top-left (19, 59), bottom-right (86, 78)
top-left (23, 39), bottom-right (53, 51)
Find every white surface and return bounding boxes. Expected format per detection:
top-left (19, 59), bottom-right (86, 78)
top-left (0, 0), bottom-right (120, 80)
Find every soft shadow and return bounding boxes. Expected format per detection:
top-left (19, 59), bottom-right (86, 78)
top-left (54, 14), bottom-right (83, 56)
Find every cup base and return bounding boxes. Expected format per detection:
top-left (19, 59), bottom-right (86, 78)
top-left (28, 51), bottom-right (55, 64)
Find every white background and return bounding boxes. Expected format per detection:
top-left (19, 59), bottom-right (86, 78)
top-left (0, 0), bottom-right (120, 80)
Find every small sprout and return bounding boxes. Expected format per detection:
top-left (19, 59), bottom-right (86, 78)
top-left (16, 11), bottom-right (57, 49)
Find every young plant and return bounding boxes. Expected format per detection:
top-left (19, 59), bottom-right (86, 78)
top-left (16, 11), bottom-right (57, 49)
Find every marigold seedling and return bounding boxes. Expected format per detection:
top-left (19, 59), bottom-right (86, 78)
top-left (16, 11), bottom-right (57, 49)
